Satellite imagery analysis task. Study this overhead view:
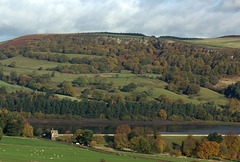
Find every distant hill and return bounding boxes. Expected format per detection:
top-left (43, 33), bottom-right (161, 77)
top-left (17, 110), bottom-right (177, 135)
top-left (220, 35), bottom-right (240, 38)
top-left (0, 32), bottom-right (146, 49)
top-left (171, 35), bottom-right (240, 50)
top-left (94, 32), bottom-right (146, 36)
top-left (0, 34), bottom-right (52, 48)
top-left (160, 36), bottom-right (201, 40)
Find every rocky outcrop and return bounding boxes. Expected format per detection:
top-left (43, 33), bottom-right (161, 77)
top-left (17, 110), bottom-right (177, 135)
top-left (67, 34), bottom-right (150, 44)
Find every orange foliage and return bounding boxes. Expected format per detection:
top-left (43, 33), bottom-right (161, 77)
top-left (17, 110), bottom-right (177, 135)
top-left (65, 130), bottom-right (71, 134)
top-left (115, 124), bottom-right (131, 135)
top-left (159, 109), bottom-right (167, 120)
top-left (114, 124), bottom-right (132, 149)
top-left (224, 131), bottom-right (240, 159)
top-left (114, 134), bottom-right (129, 149)
top-left (197, 141), bottom-right (220, 159)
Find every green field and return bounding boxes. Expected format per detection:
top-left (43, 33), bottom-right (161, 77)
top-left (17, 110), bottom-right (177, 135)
top-left (0, 55), bottom-right (228, 105)
top-left (0, 136), bottom-right (211, 162)
top-left (162, 135), bottom-right (203, 146)
top-left (0, 56), bottom-right (68, 75)
top-left (0, 80), bottom-right (33, 93)
top-left (0, 41), bottom-right (8, 45)
top-left (183, 37), bottom-right (240, 49)
top-left (0, 137), bottom-right (150, 162)
top-left (35, 52), bottom-right (102, 59)
top-left (118, 152), bottom-right (209, 162)
top-left (52, 71), bottom-right (227, 105)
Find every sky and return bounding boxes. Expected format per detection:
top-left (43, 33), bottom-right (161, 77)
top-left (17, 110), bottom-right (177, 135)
top-left (0, 0), bottom-right (240, 42)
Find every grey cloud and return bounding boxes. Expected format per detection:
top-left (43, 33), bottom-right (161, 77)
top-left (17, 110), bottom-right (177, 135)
top-left (219, 0), bottom-right (240, 11)
top-left (0, 0), bottom-right (239, 41)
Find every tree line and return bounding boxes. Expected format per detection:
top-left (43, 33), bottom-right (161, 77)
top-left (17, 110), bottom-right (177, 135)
top-left (22, 51), bottom-right (121, 74)
top-left (0, 109), bottom-right (33, 138)
top-left (0, 69), bottom-right (78, 97)
top-left (107, 124), bottom-right (240, 160)
top-left (51, 124), bottom-right (240, 161)
top-left (225, 81), bottom-right (240, 99)
top-left (0, 90), bottom-right (239, 122)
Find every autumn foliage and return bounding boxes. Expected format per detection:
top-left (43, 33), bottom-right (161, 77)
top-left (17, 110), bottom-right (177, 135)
top-left (114, 124), bottom-right (132, 149)
top-left (224, 131), bottom-right (240, 159)
top-left (158, 109), bottom-right (167, 120)
top-left (0, 109), bottom-right (33, 137)
top-left (197, 141), bottom-right (220, 159)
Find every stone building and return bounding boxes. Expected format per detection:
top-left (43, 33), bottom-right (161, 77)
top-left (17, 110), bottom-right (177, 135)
top-left (50, 128), bottom-right (59, 140)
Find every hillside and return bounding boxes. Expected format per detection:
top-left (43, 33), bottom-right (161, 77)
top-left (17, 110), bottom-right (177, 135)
top-left (0, 33), bottom-right (148, 48)
top-left (0, 32), bottom-right (239, 122)
top-left (163, 35), bottom-right (240, 50)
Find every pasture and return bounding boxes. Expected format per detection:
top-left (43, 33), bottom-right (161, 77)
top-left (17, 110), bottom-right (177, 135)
top-left (0, 55), bottom-right (228, 106)
top-left (35, 52), bottom-right (102, 59)
top-left (0, 136), bottom-right (211, 162)
top-left (0, 56), bottom-right (67, 75)
top-left (0, 80), bottom-right (32, 93)
top-left (183, 37), bottom-right (240, 49)
top-left (0, 41), bottom-right (9, 45)
top-left (0, 137), bottom-right (150, 162)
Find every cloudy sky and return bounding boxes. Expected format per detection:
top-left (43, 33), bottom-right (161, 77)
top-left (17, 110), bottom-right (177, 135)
top-left (0, 0), bottom-right (239, 41)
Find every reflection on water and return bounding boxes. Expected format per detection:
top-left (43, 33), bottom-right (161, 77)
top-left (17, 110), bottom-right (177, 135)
top-left (162, 125), bottom-right (240, 135)
top-left (31, 122), bottom-right (240, 135)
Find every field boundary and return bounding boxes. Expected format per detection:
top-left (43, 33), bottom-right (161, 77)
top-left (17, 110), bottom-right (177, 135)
top-left (79, 144), bottom-right (169, 162)
top-left (1, 136), bottom-right (169, 162)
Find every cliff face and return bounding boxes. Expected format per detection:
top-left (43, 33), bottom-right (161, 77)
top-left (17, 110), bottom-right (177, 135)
top-left (67, 34), bottom-right (150, 44)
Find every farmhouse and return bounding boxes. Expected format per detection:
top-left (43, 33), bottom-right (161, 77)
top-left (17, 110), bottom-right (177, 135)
top-left (50, 128), bottom-right (59, 140)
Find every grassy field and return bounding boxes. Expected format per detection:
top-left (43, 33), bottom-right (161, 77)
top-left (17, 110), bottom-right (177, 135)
top-left (117, 151), bottom-right (209, 162)
top-left (0, 137), bottom-right (150, 162)
top-left (0, 56), bottom-right (68, 74)
top-left (0, 56), bottom-right (228, 106)
top-left (54, 72), bottom-right (227, 105)
top-left (183, 37), bottom-right (240, 49)
top-left (0, 80), bottom-right (33, 93)
top-left (162, 135), bottom-right (203, 146)
top-left (0, 41), bottom-right (9, 45)
top-left (36, 52), bottom-right (102, 59)
top-left (0, 136), bottom-right (212, 162)
top-left (0, 78), bottom-right (80, 101)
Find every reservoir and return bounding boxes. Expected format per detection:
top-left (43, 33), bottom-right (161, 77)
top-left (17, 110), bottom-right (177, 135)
top-left (28, 119), bottom-right (240, 135)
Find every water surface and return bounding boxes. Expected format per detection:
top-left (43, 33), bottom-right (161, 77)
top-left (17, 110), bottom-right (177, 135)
top-left (29, 119), bottom-right (240, 135)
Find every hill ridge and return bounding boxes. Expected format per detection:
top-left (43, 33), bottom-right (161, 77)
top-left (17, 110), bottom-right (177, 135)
top-left (219, 35), bottom-right (240, 38)
top-left (0, 32), bottom-right (150, 48)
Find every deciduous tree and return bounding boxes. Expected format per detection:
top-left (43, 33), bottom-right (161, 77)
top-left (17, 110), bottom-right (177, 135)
top-left (130, 136), bottom-right (151, 153)
top-left (159, 109), bottom-right (167, 120)
top-left (0, 127), bottom-right (2, 141)
top-left (22, 122), bottom-right (33, 137)
top-left (114, 124), bottom-right (131, 149)
top-left (183, 134), bottom-right (197, 156)
top-left (224, 131), bottom-right (240, 159)
top-left (207, 132), bottom-right (223, 143)
top-left (76, 130), bottom-right (93, 145)
top-left (197, 141), bottom-right (220, 159)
